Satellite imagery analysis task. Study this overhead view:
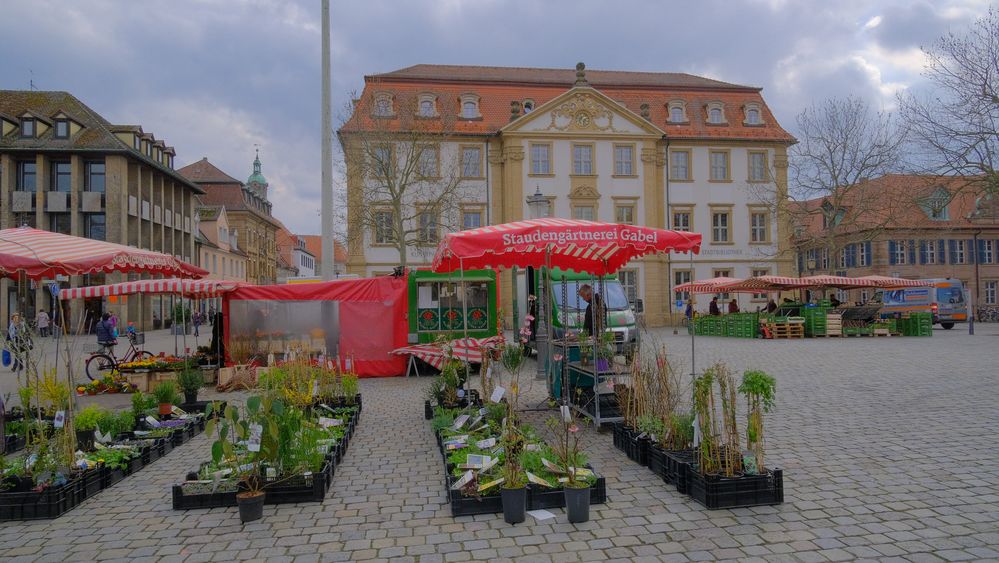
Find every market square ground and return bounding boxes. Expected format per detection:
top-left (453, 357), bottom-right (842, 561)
top-left (2, 325), bottom-right (999, 562)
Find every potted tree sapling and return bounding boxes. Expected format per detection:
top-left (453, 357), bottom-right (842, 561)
top-left (547, 407), bottom-right (592, 523)
top-left (738, 370), bottom-right (776, 475)
top-left (152, 381), bottom-right (179, 417)
top-left (178, 367), bottom-right (204, 406)
top-left (74, 404), bottom-right (106, 452)
top-left (499, 413), bottom-right (527, 524)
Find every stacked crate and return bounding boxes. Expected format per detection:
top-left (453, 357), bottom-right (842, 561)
top-left (801, 307), bottom-right (828, 337)
top-left (825, 313), bottom-right (843, 336)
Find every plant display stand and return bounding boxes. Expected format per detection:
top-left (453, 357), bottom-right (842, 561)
top-left (566, 361), bottom-right (626, 426)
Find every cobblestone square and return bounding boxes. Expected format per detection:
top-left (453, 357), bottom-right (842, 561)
top-left (2, 326), bottom-right (998, 562)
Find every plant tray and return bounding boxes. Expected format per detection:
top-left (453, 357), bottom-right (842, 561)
top-left (446, 476), bottom-right (504, 517)
top-left (688, 468), bottom-right (784, 510)
top-left (4, 434), bottom-right (27, 453)
top-left (647, 444), bottom-right (669, 480)
top-left (664, 449), bottom-right (695, 494)
top-left (0, 477), bottom-right (81, 521)
top-left (77, 467), bottom-right (105, 501)
top-left (171, 461), bottom-right (335, 510)
top-left (527, 474), bottom-right (608, 510)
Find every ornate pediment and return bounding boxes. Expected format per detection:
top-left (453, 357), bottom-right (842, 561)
top-left (502, 87), bottom-right (664, 136)
top-left (569, 184), bottom-right (601, 199)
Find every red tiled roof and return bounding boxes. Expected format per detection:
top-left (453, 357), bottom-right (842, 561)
top-left (298, 235), bottom-right (347, 264)
top-left (793, 175), bottom-right (990, 238)
top-left (341, 64), bottom-right (794, 143)
top-left (178, 157), bottom-right (241, 184)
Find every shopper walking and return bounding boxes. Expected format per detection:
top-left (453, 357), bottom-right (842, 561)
top-left (36, 309), bottom-right (50, 337)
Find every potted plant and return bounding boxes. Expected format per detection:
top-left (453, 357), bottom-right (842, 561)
top-left (152, 381), bottom-right (179, 417)
top-left (547, 409), bottom-right (591, 523)
top-left (595, 330), bottom-right (615, 372)
top-left (738, 370), bottom-right (776, 474)
top-left (499, 415), bottom-right (527, 524)
top-left (74, 404), bottom-right (105, 451)
top-left (177, 367), bottom-right (204, 405)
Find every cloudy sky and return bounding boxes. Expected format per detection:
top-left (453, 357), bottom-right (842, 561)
top-left (0, 0), bottom-right (990, 234)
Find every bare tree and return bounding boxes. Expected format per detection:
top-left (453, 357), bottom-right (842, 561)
top-left (900, 7), bottom-right (999, 196)
top-left (338, 92), bottom-right (472, 268)
top-left (750, 96), bottom-right (909, 272)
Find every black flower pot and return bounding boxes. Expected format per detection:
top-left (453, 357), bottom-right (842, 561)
top-left (236, 491), bottom-right (265, 523)
top-left (564, 486), bottom-right (591, 523)
top-left (184, 391), bottom-right (198, 405)
top-left (76, 429), bottom-right (95, 451)
top-left (501, 487), bottom-right (526, 524)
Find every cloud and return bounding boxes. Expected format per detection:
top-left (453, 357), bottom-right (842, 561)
top-left (0, 0), bottom-right (992, 234)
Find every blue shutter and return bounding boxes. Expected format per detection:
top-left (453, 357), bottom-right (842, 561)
top-left (919, 240), bottom-right (927, 264)
top-left (948, 239), bottom-right (957, 264)
top-left (938, 240), bottom-right (946, 264)
top-left (976, 239), bottom-right (985, 264)
top-left (846, 244), bottom-right (856, 267)
top-left (865, 241), bottom-right (872, 266)
top-left (888, 240), bottom-right (897, 265)
top-left (908, 240), bottom-right (916, 265)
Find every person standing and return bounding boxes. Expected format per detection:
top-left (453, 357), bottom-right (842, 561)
top-left (578, 284), bottom-right (604, 336)
top-left (193, 309), bottom-right (202, 337)
top-left (36, 309), bottom-right (50, 338)
top-left (8, 314), bottom-right (24, 374)
top-left (728, 299), bottom-right (740, 314)
top-left (709, 296), bottom-right (721, 316)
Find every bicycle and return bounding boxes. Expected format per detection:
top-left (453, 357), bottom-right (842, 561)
top-left (84, 331), bottom-right (155, 381)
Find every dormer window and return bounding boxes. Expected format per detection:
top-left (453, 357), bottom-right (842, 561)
top-left (920, 187), bottom-right (951, 221)
top-left (373, 92), bottom-right (394, 117)
top-left (523, 100), bottom-right (535, 113)
top-left (417, 94), bottom-right (437, 117)
top-left (20, 118), bottom-right (35, 138)
top-left (460, 94), bottom-right (480, 119)
top-left (744, 103), bottom-right (763, 125)
top-left (667, 100), bottom-right (688, 123)
top-left (54, 119), bottom-right (69, 139)
top-left (706, 102), bottom-right (726, 124)
top-left (133, 135), bottom-right (140, 150)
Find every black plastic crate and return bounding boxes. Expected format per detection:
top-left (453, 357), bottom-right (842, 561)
top-left (664, 450), bottom-right (695, 494)
top-left (688, 468), bottom-right (784, 510)
top-left (446, 476), bottom-right (504, 517)
top-left (0, 477), bottom-right (81, 521)
top-left (77, 467), bottom-right (105, 501)
top-left (527, 474), bottom-right (608, 510)
top-left (424, 401), bottom-right (434, 420)
top-left (624, 434), bottom-right (650, 467)
top-left (647, 444), bottom-right (669, 481)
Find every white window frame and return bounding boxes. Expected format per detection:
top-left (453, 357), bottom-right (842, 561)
top-left (674, 270), bottom-right (692, 302)
top-left (748, 151), bottom-right (767, 182)
top-left (572, 144), bottom-right (594, 175)
top-left (670, 150), bottom-right (691, 181)
top-left (750, 211), bottom-right (768, 243)
top-left (618, 269), bottom-right (639, 305)
top-left (459, 93), bottom-right (481, 119)
top-left (981, 240), bottom-right (994, 264)
top-left (859, 243), bottom-right (870, 266)
top-left (461, 146), bottom-right (482, 178)
top-left (985, 280), bottom-right (997, 305)
top-left (613, 144), bottom-right (634, 176)
top-left (672, 210), bottom-right (691, 232)
top-left (954, 240), bottom-right (966, 264)
top-left (530, 143), bottom-right (552, 175)
top-left (372, 93), bottom-right (394, 117)
top-left (893, 240), bottom-right (907, 265)
top-left (752, 268), bottom-right (770, 300)
top-left (711, 212), bottom-right (730, 243)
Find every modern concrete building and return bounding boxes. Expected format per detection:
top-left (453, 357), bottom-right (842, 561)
top-left (0, 90), bottom-right (202, 331)
top-left (339, 64), bottom-right (796, 325)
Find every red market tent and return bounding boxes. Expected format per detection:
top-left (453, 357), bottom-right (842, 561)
top-left (0, 227), bottom-right (206, 280)
top-left (431, 218), bottom-right (701, 275)
top-left (223, 276), bottom-right (408, 377)
top-left (58, 278), bottom-right (242, 300)
top-left (716, 275), bottom-right (811, 292)
top-left (856, 275), bottom-right (933, 288)
top-left (673, 277), bottom-right (747, 294)
top-left (797, 274), bottom-right (877, 289)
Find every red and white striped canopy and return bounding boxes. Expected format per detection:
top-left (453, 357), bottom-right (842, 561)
top-left (0, 227), bottom-right (207, 280)
top-left (391, 336), bottom-right (505, 370)
top-left (855, 275), bottom-right (933, 288)
top-left (673, 277), bottom-right (746, 294)
top-left (718, 275), bottom-right (811, 292)
top-left (796, 275), bottom-right (875, 289)
top-left (59, 278), bottom-right (242, 300)
top-left (431, 218), bottom-right (701, 275)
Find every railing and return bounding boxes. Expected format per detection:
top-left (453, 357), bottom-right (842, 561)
top-left (977, 306), bottom-right (999, 323)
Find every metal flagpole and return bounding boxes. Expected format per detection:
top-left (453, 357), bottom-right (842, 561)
top-left (689, 250), bottom-right (696, 378)
top-left (320, 0), bottom-right (335, 281)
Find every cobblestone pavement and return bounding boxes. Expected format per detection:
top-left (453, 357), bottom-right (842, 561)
top-left (2, 326), bottom-right (999, 562)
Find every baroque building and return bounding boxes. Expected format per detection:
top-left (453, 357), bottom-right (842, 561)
top-left (179, 153), bottom-right (279, 285)
top-left (0, 90), bottom-right (201, 330)
top-left (340, 64), bottom-right (795, 326)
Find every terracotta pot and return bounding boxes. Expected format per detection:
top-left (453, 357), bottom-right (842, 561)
top-left (158, 403), bottom-right (173, 416)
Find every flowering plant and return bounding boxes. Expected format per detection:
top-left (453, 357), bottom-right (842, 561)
top-left (545, 407), bottom-right (590, 488)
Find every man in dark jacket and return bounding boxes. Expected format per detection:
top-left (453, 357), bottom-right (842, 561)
top-left (95, 312), bottom-right (117, 350)
top-left (578, 284), bottom-right (603, 335)
top-left (709, 297), bottom-right (721, 316)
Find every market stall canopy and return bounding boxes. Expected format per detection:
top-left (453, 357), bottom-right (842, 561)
top-left (856, 275), bottom-right (934, 288)
top-left (0, 227), bottom-right (207, 280)
top-left (431, 218), bottom-right (701, 275)
top-left (717, 275), bottom-right (811, 292)
top-left (391, 336), bottom-right (505, 371)
top-left (797, 274), bottom-right (876, 289)
top-left (58, 278), bottom-right (243, 300)
top-left (673, 277), bottom-right (746, 294)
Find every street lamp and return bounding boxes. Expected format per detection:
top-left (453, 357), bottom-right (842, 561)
top-left (526, 186), bottom-right (549, 381)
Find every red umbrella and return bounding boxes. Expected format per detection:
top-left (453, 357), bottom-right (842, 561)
top-left (0, 227), bottom-right (207, 280)
top-left (431, 218), bottom-right (701, 275)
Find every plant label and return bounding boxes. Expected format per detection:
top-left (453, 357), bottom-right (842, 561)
top-left (485, 366), bottom-right (492, 380)
top-left (266, 467), bottom-right (277, 479)
top-left (524, 443), bottom-right (541, 452)
top-left (541, 458), bottom-right (565, 474)
top-left (467, 425), bottom-right (488, 434)
top-left (476, 437), bottom-right (496, 449)
top-left (570, 467), bottom-right (593, 477)
top-left (560, 405), bottom-right (571, 422)
top-left (53, 410), bottom-right (66, 429)
top-left (95, 427), bottom-right (111, 444)
top-left (457, 388), bottom-right (466, 399)
top-left (469, 415), bottom-right (484, 428)
top-left (478, 407), bottom-right (487, 416)
top-left (491, 445), bottom-right (504, 456)
top-left (319, 417), bottom-right (342, 428)
top-left (636, 432), bottom-right (648, 440)
top-left (145, 416), bottom-right (161, 428)
top-left (247, 423), bottom-right (262, 452)
top-left (742, 450), bottom-right (759, 475)
top-left (527, 509), bottom-right (556, 521)
top-left (312, 381), bottom-right (319, 397)
top-left (452, 414), bottom-right (470, 430)
top-left (480, 456), bottom-right (499, 472)
top-left (491, 386), bottom-right (505, 403)
top-left (527, 472), bottom-right (553, 488)
top-left (450, 470), bottom-right (474, 490)
top-left (478, 476), bottom-right (504, 492)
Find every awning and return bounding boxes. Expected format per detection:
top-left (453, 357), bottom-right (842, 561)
top-left (856, 275), bottom-right (934, 288)
top-left (718, 275), bottom-right (811, 292)
top-left (391, 336), bottom-right (505, 370)
top-left (0, 227), bottom-right (207, 280)
top-left (673, 277), bottom-right (746, 294)
top-left (59, 278), bottom-right (243, 300)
